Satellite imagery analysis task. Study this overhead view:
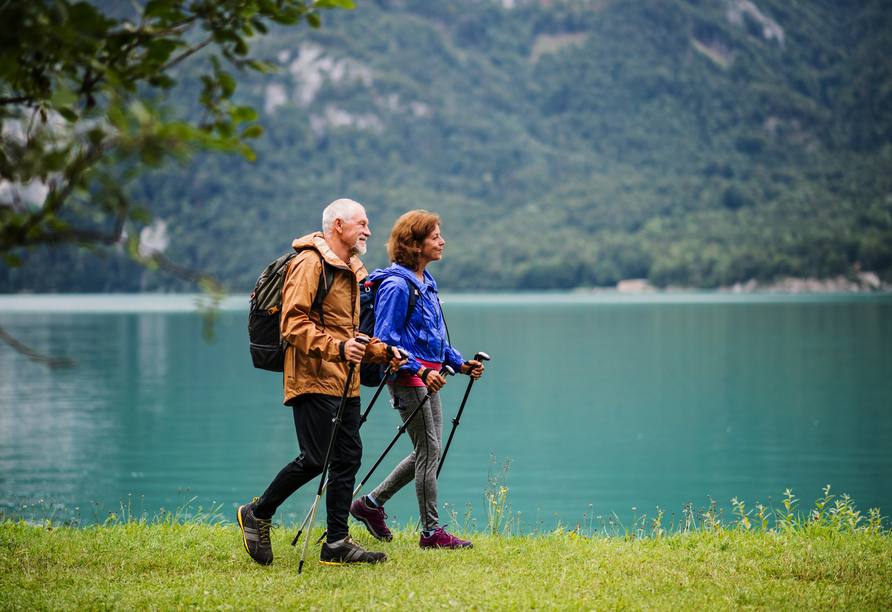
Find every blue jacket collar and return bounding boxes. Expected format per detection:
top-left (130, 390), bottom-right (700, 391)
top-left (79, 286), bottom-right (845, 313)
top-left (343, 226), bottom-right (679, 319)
top-left (369, 263), bottom-right (438, 292)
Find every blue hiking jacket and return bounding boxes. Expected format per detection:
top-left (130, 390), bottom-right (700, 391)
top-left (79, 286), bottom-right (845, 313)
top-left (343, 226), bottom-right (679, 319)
top-left (368, 263), bottom-right (463, 376)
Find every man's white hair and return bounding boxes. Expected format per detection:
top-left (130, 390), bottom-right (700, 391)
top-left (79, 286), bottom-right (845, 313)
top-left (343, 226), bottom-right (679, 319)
top-left (322, 198), bottom-right (364, 236)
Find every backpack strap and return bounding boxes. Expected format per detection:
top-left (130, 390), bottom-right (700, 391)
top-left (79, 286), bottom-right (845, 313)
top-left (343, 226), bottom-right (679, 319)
top-left (366, 277), bottom-right (419, 331)
top-left (296, 248), bottom-right (335, 331)
top-left (402, 280), bottom-right (451, 362)
top-left (434, 290), bottom-right (451, 357)
top-left (404, 279), bottom-right (419, 326)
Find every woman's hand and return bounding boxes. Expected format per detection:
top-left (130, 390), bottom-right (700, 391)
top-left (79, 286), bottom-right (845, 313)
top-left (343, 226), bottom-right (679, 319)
top-left (419, 367), bottom-right (448, 391)
top-left (461, 360), bottom-right (484, 380)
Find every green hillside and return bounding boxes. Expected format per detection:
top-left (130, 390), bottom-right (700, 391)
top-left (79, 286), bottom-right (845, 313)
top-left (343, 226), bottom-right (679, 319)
top-left (3, 0), bottom-right (891, 292)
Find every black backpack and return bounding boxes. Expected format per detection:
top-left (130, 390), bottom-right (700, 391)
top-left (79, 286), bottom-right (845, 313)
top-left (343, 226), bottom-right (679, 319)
top-left (248, 249), bottom-right (333, 372)
top-left (358, 277), bottom-right (419, 386)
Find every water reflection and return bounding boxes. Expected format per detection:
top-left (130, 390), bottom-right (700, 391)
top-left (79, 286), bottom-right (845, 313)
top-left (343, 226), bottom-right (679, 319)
top-left (1, 294), bottom-right (890, 529)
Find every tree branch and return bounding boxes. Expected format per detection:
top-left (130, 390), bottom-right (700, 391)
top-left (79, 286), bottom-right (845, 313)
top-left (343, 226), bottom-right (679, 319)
top-left (159, 35), bottom-right (215, 73)
top-left (0, 325), bottom-right (78, 369)
top-left (0, 96), bottom-right (35, 106)
top-left (150, 252), bottom-right (221, 290)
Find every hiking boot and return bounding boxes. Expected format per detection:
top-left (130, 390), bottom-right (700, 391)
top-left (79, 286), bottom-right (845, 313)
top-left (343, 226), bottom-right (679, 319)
top-left (320, 535), bottom-right (387, 565)
top-left (350, 496), bottom-right (393, 542)
top-left (237, 498), bottom-right (273, 565)
top-left (419, 526), bottom-right (473, 549)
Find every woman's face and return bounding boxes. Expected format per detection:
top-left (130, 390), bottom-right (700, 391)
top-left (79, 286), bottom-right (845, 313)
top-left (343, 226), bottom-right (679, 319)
top-left (418, 225), bottom-right (445, 266)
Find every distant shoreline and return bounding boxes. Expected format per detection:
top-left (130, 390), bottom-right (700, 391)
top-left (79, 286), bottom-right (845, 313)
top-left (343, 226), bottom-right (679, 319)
top-left (0, 283), bottom-right (890, 314)
top-left (604, 273), bottom-right (890, 295)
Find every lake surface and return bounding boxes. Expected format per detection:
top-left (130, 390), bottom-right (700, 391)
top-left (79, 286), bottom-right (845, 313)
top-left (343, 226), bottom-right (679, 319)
top-left (1, 292), bottom-right (891, 533)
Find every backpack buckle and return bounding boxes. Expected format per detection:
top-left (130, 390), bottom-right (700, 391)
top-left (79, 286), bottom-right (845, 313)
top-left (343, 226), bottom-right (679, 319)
top-left (267, 305), bottom-right (280, 316)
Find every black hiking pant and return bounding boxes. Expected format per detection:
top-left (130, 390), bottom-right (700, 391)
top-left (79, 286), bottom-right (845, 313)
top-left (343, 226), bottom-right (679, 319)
top-left (254, 393), bottom-right (362, 543)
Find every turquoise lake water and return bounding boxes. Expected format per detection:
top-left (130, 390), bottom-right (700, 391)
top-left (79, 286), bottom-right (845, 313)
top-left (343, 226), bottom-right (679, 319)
top-left (1, 293), bottom-right (890, 532)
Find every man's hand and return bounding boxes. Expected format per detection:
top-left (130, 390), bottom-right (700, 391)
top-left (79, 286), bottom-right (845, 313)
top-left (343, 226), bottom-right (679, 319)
top-left (388, 346), bottom-right (409, 372)
top-left (461, 360), bottom-right (484, 380)
top-left (344, 336), bottom-right (369, 364)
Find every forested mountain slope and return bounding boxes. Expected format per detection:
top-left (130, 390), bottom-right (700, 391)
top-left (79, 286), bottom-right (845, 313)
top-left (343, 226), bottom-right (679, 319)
top-left (3, 0), bottom-right (890, 292)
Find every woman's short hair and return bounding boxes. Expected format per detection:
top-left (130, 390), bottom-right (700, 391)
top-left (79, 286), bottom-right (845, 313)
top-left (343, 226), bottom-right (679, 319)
top-left (387, 210), bottom-right (441, 269)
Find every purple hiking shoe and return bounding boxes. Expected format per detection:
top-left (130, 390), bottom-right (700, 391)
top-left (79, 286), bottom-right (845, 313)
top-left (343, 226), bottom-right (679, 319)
top-left (350, 496), bottom-right (393, 542)
top-left (419, 526), bottom-right (473, 549)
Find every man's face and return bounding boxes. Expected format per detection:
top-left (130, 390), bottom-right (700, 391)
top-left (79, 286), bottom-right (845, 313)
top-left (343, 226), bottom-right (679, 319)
top-left (339, 208), bottom-right (371, 255)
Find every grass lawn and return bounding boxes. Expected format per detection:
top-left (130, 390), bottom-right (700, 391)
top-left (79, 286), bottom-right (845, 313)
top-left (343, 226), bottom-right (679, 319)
top-left (2, 516), bottom-right (891, 611)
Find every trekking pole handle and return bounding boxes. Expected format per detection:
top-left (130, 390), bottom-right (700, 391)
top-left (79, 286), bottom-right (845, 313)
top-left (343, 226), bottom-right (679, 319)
top-left (388, 346), bottom-right (410, 371)
top-left (462, 352), bottom-right (490, 374)
top-left (355, 335), bottom-right (370, 345)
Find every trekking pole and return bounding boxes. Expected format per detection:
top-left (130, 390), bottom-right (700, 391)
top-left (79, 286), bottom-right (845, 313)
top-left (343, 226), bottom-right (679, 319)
top-left (353, 365), bottom-right (455, 499)
top-left (312, 365), bottom-right (456, 544)
top-left (361, 347), bottom-right (409, 426)
top-left (291, 347), bottom-right (408, 546)
top-left (297, 337), bottom-right (365, 575)
top-left (437, 352), bottom-right (490, 478)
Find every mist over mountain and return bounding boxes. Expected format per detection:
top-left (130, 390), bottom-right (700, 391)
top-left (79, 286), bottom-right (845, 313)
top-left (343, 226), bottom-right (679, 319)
top-left (4, 0), bottom-right (890, 292)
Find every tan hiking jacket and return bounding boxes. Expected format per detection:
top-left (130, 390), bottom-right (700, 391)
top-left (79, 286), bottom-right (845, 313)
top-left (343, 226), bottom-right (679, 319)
top-left (281, 232), bottom-right (389, 403)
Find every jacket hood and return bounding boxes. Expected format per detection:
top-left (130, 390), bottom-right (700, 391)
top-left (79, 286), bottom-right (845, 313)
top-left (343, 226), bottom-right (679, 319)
top-left (368, 263), bottom-right (437, 292)
top-left (292, 232), bottom-right (365, 275)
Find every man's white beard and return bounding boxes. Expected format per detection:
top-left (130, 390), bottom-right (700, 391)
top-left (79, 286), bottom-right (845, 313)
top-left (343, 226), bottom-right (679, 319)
top-left (352, 237), bottom-right (367, 255)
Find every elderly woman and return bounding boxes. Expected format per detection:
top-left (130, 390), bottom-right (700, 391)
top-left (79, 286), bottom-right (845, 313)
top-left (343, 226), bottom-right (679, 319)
top-left (350, 210), bottom-right (484, 549)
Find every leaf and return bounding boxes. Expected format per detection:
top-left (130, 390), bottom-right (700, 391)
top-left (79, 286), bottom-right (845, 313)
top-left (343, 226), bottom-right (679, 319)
top-left (66, 3), bottom-right (113, 36)
top-left (257, 0), bottom-right (278, 13)
top-left (307, 12), bottom-right (321, 28)
top-left (131, 207), bottom-right (152, 224)
top-left (144, 0), bottom-right (177, 18)
top-left (315, 0), bottom-right (355, 9)
top-left (57, 108), bottom-right (79, 123)
top-left (231, 106), bottom-right (258, 123)
top-left (245, 60), bottom-right (279, 74)
top-left (239, 144), bottom-right (257, 162)
top-left (241, 125), bottom-right (264, 139)
top-left (50, 88), bottom-right (78, 109)
top-left (107, 106), bottom-right (126, 130)
top-left (215, 121), bottom-right (233, 139)
top-left (148, 74), bottom-right (176, 90)
top-left (2, 253), bottom-right (23, 267)
top-left (145, 39), bottom-right (179, 65)
top-left (218, 72), bottom-right (236, 98)
top-left (271, 14), bottom-right (300, 25)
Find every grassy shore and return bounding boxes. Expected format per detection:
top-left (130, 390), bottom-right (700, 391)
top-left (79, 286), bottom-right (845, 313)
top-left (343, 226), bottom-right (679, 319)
top-left (2, 498), bottom-right (891, 611)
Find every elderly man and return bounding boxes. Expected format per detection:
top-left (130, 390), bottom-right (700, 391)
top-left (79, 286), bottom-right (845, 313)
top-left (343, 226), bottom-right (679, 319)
top-left (238, 198), bottom-right (406, 566)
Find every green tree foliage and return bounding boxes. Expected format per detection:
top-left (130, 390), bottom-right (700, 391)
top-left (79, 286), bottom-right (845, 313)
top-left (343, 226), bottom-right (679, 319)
top-left (0, 0), bottom-right (353, 364)
top-left (0, 0), bottom-right (351, 286)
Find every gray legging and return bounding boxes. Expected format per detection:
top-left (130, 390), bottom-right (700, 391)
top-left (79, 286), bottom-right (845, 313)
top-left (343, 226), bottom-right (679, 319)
top-left (369, 385), bottom-right (442, 532)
